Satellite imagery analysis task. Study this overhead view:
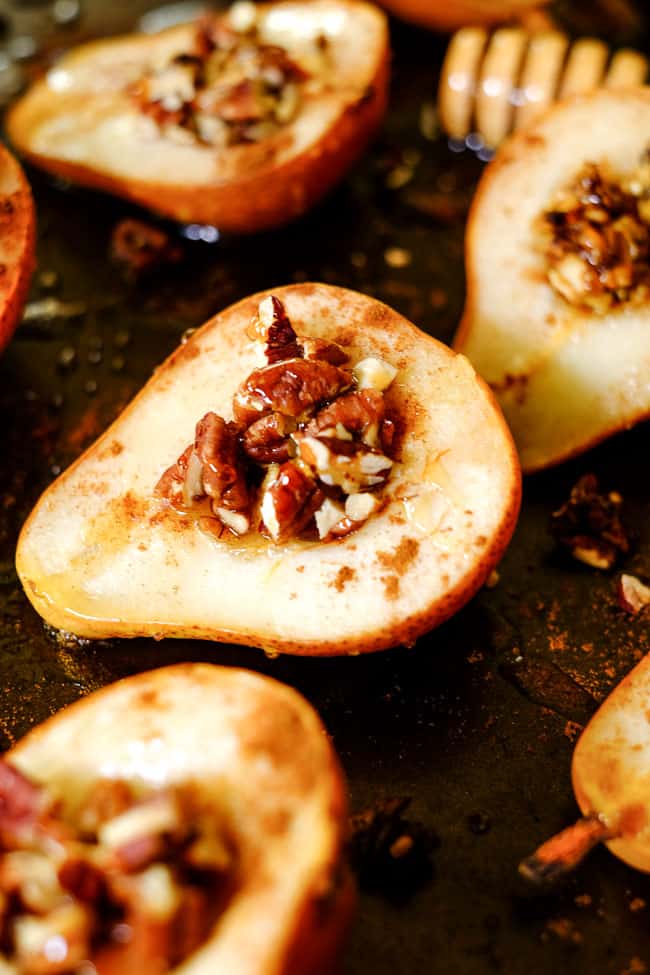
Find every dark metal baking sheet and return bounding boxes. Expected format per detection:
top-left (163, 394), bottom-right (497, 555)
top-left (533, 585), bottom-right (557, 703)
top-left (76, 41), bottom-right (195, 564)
top-left (2, 3), bottom-right (650, 973)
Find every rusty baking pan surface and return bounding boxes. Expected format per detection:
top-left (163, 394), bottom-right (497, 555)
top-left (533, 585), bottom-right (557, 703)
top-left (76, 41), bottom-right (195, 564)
top-left (1, 3), bottom-right (650, 973)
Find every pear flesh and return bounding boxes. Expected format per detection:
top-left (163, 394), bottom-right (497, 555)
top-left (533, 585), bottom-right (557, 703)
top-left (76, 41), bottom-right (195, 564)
top-left (6, 663), bottom-right (354, 974)
top-left (16, 283), bottom-right (520, 655)
top-left (455, 88), bottom-right (650, 473)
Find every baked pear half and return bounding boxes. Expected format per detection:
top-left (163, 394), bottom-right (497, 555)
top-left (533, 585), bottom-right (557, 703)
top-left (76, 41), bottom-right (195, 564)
top-left (0, 142), bottom-right (35, 353)
top-left (455, 88), bottom-right (650, 473)
top-left (0, 662), bottom-right (354, 973)
top-left (6, 0), bottom-right (388, 233)
top-left (521, 651), bottom-right (650, 883)
top-left (16, 283), bottom-right (520, 655)
top-left (572, 651), bottom-right (650, 874)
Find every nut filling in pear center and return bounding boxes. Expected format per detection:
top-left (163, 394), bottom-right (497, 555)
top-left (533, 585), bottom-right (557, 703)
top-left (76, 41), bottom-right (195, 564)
top-left (130, 1), bottom-right (327, 149)
top-left (156, 295), bottom-right (399, 543)
top-left (540, 150), bottom-right (650, 313)
top-left (0, 760), bottom-right (235, 973)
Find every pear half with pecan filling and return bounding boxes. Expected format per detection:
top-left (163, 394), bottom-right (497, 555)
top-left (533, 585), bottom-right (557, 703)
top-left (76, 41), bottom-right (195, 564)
top-left (455, 88), bottom-right (650, 473)
top-left (0, 143), bottom-right (35, 353)
top-left (0, 663), bottom-right (354, 974)
top-left (6, 0), bottom-right (388, 233)
top-left (16, 283), bottom-right (520, 655)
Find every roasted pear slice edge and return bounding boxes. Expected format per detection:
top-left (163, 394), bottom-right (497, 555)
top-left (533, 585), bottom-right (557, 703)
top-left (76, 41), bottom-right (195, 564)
top-left (0, 142), bottom-right (36, 353)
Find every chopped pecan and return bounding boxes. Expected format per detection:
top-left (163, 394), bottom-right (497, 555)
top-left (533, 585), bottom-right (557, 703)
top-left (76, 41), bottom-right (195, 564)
top-left (248, 297), bottom-right (346, 365)
top-left (233, 359), bottom-right (352, 427)
top-left (195, 15), bottom-right (238, 59)
top-left (257, 44), bottom-right (310, 85)
top-left (345, 491), bottom-right (380, 522)
top-left (618, 573), bottom-right (650, 615)
top-left (58, 856), bottom-right (106, 904)
top-left (134, 14), bottom-right (307, 149)
top-left (129, 63), bottom-right (196, 128)
top-left (0, 851), bottom-right (64, 915)
top-left (259, 462), bottom-right (324, 541)
top-left (296, 435), bottom-right (392, 495)
top-left (157, 298), bottom-right (398, 543)
top-left (0, 766), bottom-right (230, 975)
top-left (76, 779), bottom-right (134, 837)
top-left (0, 762), bottom-right (68, 851)
top-left (101, 869), bottom-right (215, 974)
top-left (155, 445), bottom-right (193, 506)
top-left (209, 79), bottom-right (266, 123)
top-left (0, 760), bottom-right (43, 849)
top-left (301, 337), bottom-right (348, 365)
top-left (255, 295), bottom-right (303, 364)
top-left (313, 494), bottom-right (378, 540)
top-left (550, 473), bottom-right (630, 569)
top-left (98, 792), bottom-right (184, 871)
top-left (314, 498), bottom-right (346, 539)
top-left (353, 356), bottom-right (398, 392)
top-left (242, 412), bottom-right (296, 463)
top-left (13, 902), bottom-right (94, 974)
top-left (195, 412), bottom-right (249, 517)
top-left (110, 219), bottom-right (183, 279)
top-left (380, 416), bottom-right (397, 453)
top-left (305, 389), bottom-right (385, 447)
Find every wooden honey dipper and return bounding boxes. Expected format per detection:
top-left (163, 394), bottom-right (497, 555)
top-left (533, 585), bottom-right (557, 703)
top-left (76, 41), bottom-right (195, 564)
top-left (438, 27), bottom-right (649, 148)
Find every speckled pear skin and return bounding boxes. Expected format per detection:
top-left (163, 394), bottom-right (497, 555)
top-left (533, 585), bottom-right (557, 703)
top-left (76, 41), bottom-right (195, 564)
top-left (0, 143), bottom-right (35, 354)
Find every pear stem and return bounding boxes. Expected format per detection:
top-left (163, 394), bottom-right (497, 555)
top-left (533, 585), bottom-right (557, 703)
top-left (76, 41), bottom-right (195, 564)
top-left (519, 815), bottom-right (613, 885)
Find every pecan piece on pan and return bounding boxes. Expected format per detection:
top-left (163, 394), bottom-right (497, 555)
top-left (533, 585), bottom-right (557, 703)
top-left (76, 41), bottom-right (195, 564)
top-left (110, 219), bottom-right (183, 279)
top-left (259, 462), bottom-right (324, 542)
top-left (242, 412), bottom-right (297, 464)
top-left (550, 473), bottom-right (630, 569)
top-left (233, 359), bottom-right (353, 427)
top-left (618, 573), bottom-right (650, 615)
top-left (305, 388), bottom-right (385, 447)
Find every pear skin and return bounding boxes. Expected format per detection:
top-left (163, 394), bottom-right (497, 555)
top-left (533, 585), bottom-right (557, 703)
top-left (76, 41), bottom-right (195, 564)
top-left (380, 0), bottom-right (542, 31)
top-left (7, 662), bottom-right (355, 975)
top-left (6, 1), bottom-right (389, 233)
top-left (16, 283), bottom-right (521, 655)
top-left (0, 143), bottom-right (35, 354)
top-left (454, 87), bottom-right (650, 473)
